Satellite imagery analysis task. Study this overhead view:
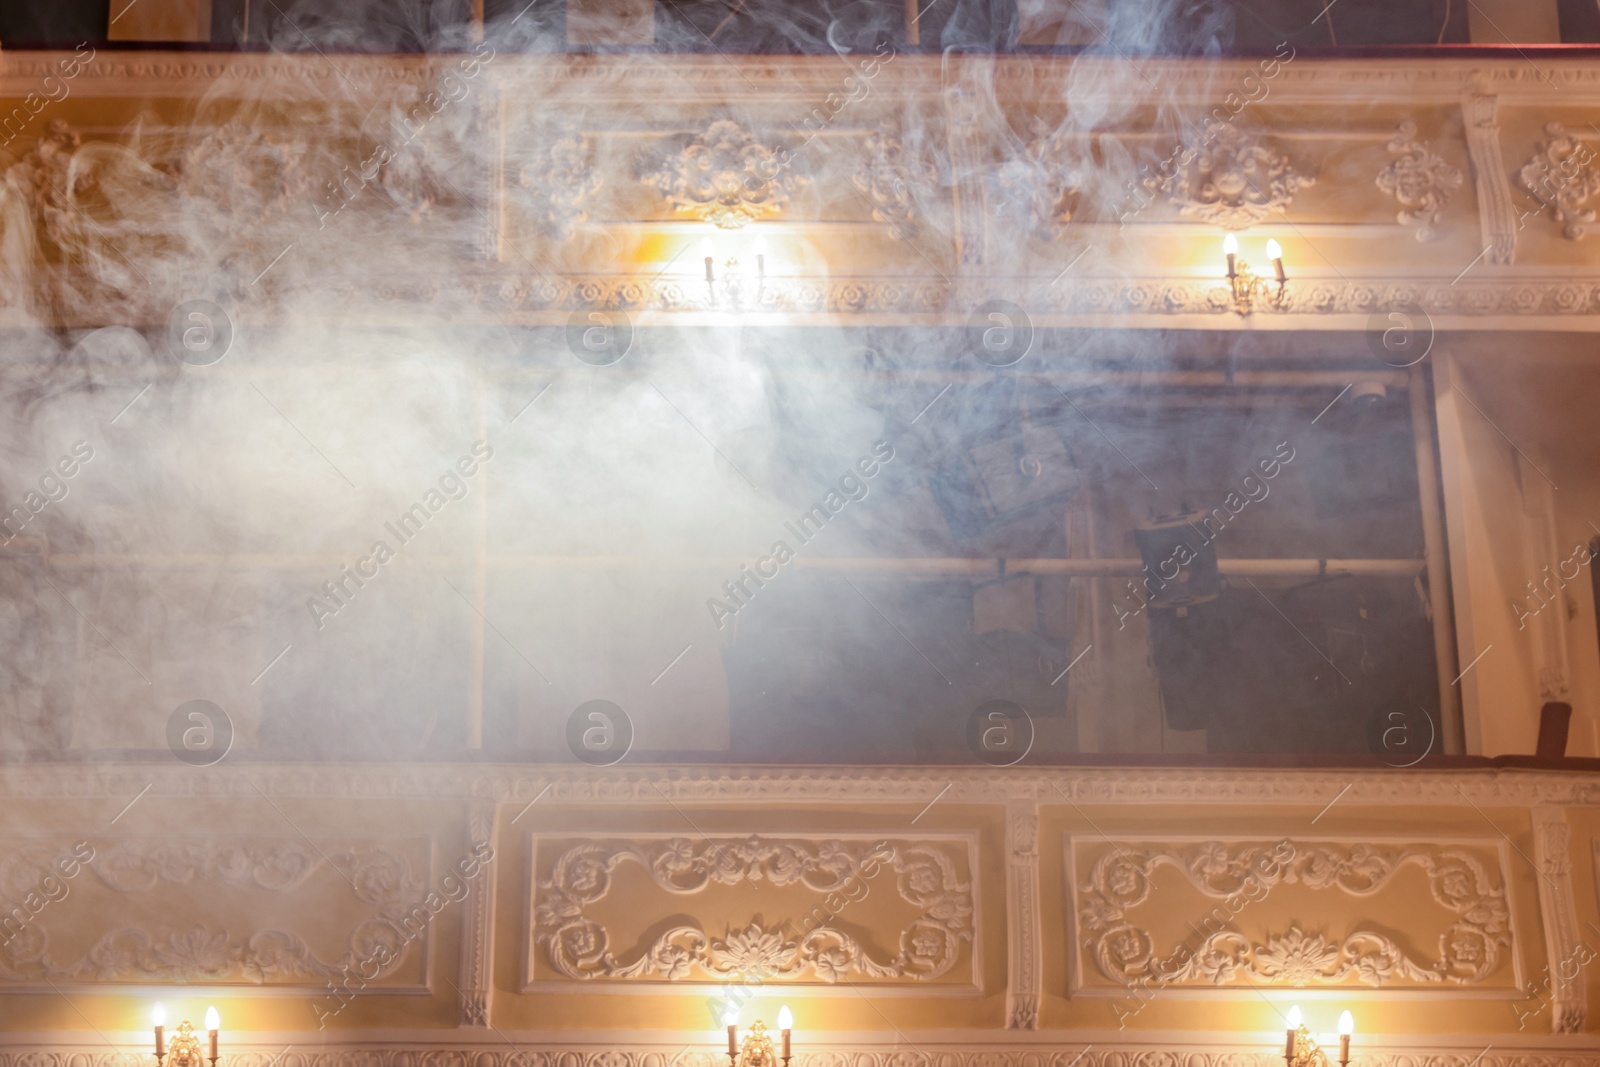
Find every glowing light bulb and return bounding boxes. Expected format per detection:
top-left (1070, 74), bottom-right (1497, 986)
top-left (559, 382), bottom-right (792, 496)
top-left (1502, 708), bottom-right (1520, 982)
top-left (153, 1004), bottom-right (166, 1027)
top-left (1266, 238), bottom-right (1283, 260)
top-left (723, 1008), bottom-right (738, 1027)
top-left (777, 1005), bottom-right (793, 1060)
top-left (1338, 1011), bottom-right (1353, 1036)
top-left (205, 1007), bottom-right (220, 1030)
top-left (1287, 1006), bottom-right (1302, 1029)
top-left (754, 235), bottom-right (767, 257)
top-left (702, 238), bottom-right (715, 283)
top-left (1223, 233), bottom-right (1239, 256)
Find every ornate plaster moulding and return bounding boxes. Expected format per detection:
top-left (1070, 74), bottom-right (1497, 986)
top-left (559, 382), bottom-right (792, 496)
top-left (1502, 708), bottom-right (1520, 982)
top-left (0, 53), bottom-right (452, 101)
top-left (1, 763), bottom-right (1599, 808)
top-left (1376, 121), bottom-right (1464, 242)
top-left (1156, 125), bottom-right (1313, 230)
top-left (3, 1043), bottom-right (1600, 1067)
top-left (12, 52), bottom-right (1600, 105)
top-left (1074, 839), bottom-right (1515, 993)
top-left (517, 122), bottom-right (602, 241)
top-left (852, 131), bottom-right (940, 241)
top-left (1517, 124), bottom-right (1600, 241)
top-left (529, 836), bottom-right (975, 988)
top-left (995, 120), bottom-right (1083, 239)
top-left (641, 119), bottom-right (808, 229)
top-left (0, 838), bottom-right (432, 989)
top-left (469, 273), bottom-right (1600, 323)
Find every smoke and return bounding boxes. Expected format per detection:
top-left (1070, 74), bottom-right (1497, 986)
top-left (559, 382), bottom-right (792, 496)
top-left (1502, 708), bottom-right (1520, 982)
top-left (0, 0), bottom-right (1437, 766)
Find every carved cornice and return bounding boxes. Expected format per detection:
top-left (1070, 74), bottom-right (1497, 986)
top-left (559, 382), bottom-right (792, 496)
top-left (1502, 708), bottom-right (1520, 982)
top-left (1, 763), bottom-right (1599, 808)
top-left (3, 1041), bottom-right (1600, 1067)
top-left (18, 54), bottom-right (1600, 104)
top-left (464, 272), bottom-right (1600, 320)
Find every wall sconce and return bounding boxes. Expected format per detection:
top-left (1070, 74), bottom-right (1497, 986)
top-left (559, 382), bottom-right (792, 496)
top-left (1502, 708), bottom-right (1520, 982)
top-left (1223, 234), bottom-right (1288, 315)
top-left (153, 1005), bottom-right (220, 1067)
top-left (725, 1006), bottom-right (792, 1067)
top-left (700, 234), bottom-right (768, 310)
top-left (1284, 1006), bottom-right (1353, 1067)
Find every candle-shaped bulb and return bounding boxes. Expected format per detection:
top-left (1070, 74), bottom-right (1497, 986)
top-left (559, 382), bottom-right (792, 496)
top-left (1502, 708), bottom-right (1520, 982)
top-left (153, 1003), bottom-right (166, 1057)
top-left (702, 238), bottom-right (715, 284)
top-left (1284, 1006), bottom-right (1301, 1061)
top-left (778, 1006), bottom-right (792, 1030)
top-left (1337, 1011), bottom-right (1353, 1065)
top-left (724, 1008), bottom-right (738, 1057)
top-left (153, 1004), bottom-right (166, 1027)
top-left (723, 1008), bottom-right (738, 1027)
top-left (1286, 1006), bottom-right (1301, 1029)
top-left (205, 1007), bottom-right (220, 1030)
top-left (1223, 233), bottom-right (1238, 277)
top-left (1266, 238), bottom-right (1287, 283)
top-left (754, 234), bottom-right (767, 279)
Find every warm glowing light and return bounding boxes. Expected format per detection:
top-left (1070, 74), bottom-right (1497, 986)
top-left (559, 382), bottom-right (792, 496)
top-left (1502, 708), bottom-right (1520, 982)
top-left (1222, 233), bottom-right (1239, 256)
top-left (1266, 238), bottom-right (1284, 260)
top-left (1338, 1011), bottom-right (1354, 1036)
top-left (700, 238), bottom-right (714, 258)
top-left (1286, 1005), bottom-right (1302, 1029)
top-left (722, 1008), bottom-right (738, 1027)
top-left (778, 1006), bottom-right (793, 1030)
top-left (153, 1004), bottom-right (166, 1027)
top-left (204, 1007), bottom-right (220, 1030)
top-left (754, 234), bottom-right (767, 256)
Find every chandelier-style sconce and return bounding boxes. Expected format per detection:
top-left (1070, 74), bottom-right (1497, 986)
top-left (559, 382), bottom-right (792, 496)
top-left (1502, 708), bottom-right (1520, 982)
top-left (1283, 1006), bottom-right (1354, 1067)
top-left (724, 1005), bottom-right (793, 1067)
top-left (1223, 233), bottom-right (1288, 315)
top-left (153, 1004), bottom-right (221, 1067)
top-left (701, 234), bottom-right (767, 310)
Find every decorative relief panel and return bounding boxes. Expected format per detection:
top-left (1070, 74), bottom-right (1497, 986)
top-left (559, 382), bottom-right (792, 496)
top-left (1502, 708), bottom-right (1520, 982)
top-left (1069, 837), bottom-right (1517, 994)
top-left (526, 834), bottom-right (978, 992)
top-left (0, 836), bottom-right (433, 991)
top-left (516, 122), bottom-right (602, 241)
top-left (851, 132), bottom-right (938, 241)
top-left (641, 120), bottom-right (807, 229)
top-left (1376, 121), bottom-right (1463, 242)
top-left (994, 121), bottom-right (1082, 239)
top-left (1156, 126), bottom-right (1312, 230)
top-left (1516, 124), bottom-right (1600, 240)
